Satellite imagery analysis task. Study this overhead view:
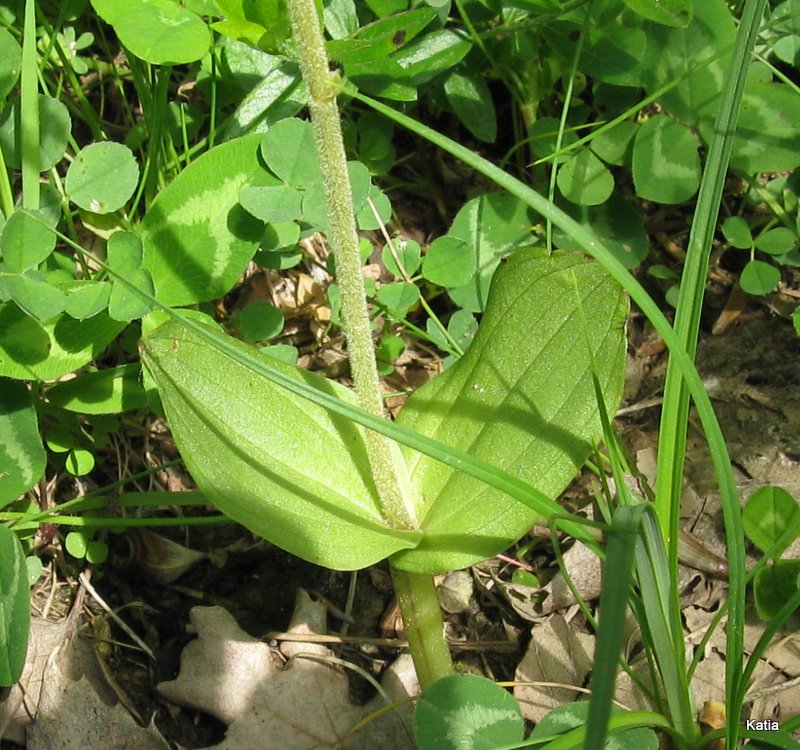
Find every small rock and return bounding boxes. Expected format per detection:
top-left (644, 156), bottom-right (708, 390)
top-left (437, 570), bottom-right (474, 614)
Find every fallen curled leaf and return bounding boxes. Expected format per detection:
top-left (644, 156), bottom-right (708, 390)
top-left (116, 528), bottom-right (208, 584)
top-left (157, 590), bottom-right (418, 749)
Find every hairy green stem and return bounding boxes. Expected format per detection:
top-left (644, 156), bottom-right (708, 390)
top-left (285, 0), bottom-right (452, 686)
top-left (286, 0), bottom-right (415, 532)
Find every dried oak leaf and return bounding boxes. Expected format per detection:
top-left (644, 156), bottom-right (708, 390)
top-left (157, 591), bottom-right (417, 749)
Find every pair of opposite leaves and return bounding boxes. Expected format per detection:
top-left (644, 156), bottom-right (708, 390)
top-left (139, 250), bottom-right (627, 574)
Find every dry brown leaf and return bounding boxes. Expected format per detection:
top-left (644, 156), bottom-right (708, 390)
top-left (0, 616), bottom-right (169, 749)
top-left (157, 591), bottom-right (418, 749)
top-left (532, 542), bottom-right (602, 617)
top-left (514, 614), bottom-right (595, 723)
top-left (0, 618), bottom-right (68, 744)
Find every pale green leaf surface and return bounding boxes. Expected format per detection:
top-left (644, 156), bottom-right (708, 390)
top-left (0, 525), bottom-right (29, 686)
top-left (141, 134), bottom-right (270, 306)
top-left (743, 486), bottom-right (800, 556)
top-left (590, 121), bottom-right (638, 167)
top-left (5, 273), bottom-right (66, 321)
top-left (109, 268), bottom-right (155, 321)
top-left (557, 147), bottom-right (614, 206)
top-left (0, 94), bottom-right (71, 172)
top-left (740, 259), bottom-right (780, 295)
top-left (1, 209), bottom-right (56, 272)
top-left (90, 0), bottom-right (211, 64)
top-left (422, 235), bottom-right (474, 288)
top-left (0, 27), bottom-right (21, 100)
top-left (323, 0), bottom-right (358, 39)
top-left (446, 193), bottom-right (535, 312)
top-left (260, 118), bottom-right (321, 188)
top-left (753, 560), bottom-right (800, 620)
top-left (714, 81), bottom-right (800, 173)
top-left (444, 70), bottom-right (497, 143)
top-left (721, 216), bottom-right (752, 248)
top-left (139, 321), bottom-right (422, 570)
top-left (376, 281), bottom-right (420, 312)
top-left (392, 251), bottom-right (627, 573)
top-left (0, 379), bottom-right (45, 507)
top-left (65, 141), bottom-right (139, 214)
top-left (64, 281), bottom-right (112, 320)
top-left (393, 29), bottom-right (471, 83)
top-left (107, 231), bottom-right (144, 274)
top-left (755, 228), bottom-right (795, 256)
top-left (554, 193), bottom-right (649, 270)
top-left (46, 364), bottom-right (148, 414)
top-left (414, 674), bottom-right (524, 749)
top-left (382, 238), bottom-right (421, 277)
top-left (239, 185), bottom-right (302, 223)
top-left (582, 25), bottom-right (647, 88)
top-left (632, 116), bottom-right (700, 204)
top-left (223, 60), bottom-right (306, 139)
top-left (0, 301), bottom-right (125, 380)
top-left (641, 0), bottom-right (735, 124)
top-left (623, 0), bottom-right (691, 27)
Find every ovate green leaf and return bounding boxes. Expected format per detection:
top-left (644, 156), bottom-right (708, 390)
top-left (0, 379), bottom-right (45, 508)
top-left (623, 0), bottom-right (691, 27)
top-left (260, 118), bottom-right (321, 188)
top-left (632, 115), bottom-right (700, 204)
top-left (141, 134), bottom-right (270, 306)
top-left (554, 193), bottom-right (649, 270)
top-left (755, 227), bottom-right (795, 256)
top-left (5, 273), bottom-right (66, 321)
top-left (445, 193), bottom-right (535, 312)
top-left (45, 364), bottom-right (148, 414)
top-left (233, 300), bottom-right (284, 341)
top-left (0, 302), bottom-right (125, 380)
top-left (392, 250), bottom-right (627, 573)
top-left (444, 70), bottom-right (497, 143)
top-left (0, 27), bottom-right (21, 100)
top-left (718, 82), bottom-right (800, 173)
top-left (721, 216), bottom-right (752, 249)
top-left (139, 320), bottom-right (422, 570)
top-left (640, 0), bottom-right (735, 124)
top-left (414, 674), bottom-right (524, 750)
top-left (0, 95), bottom-right (71, 171)
top-left (394, 29), bottom-right (471, 84)
top-left (739, 259), bottom-right (780, 295)
top-left (421, 236), bottom-right (474, 287)
top-left (557, 147), bottom-right (614, 206)
top-left (63, 281), bottom-right (112, 320)
top-left (1, 209), bottom-right (56, 272)
top-left (743, 486), bottom-right (800, 557)
top-left (753, 561), bottom-right (800, 620)
top-left (376, 281), bottom-right (420, 313)
top-left (0, 525), bottom-right (29, 686)
top-left (65, 141), bottom-right (139, 214)
top-left (90, 0), bottom-right (211, 64)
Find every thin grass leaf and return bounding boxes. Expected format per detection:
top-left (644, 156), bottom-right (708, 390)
top-left (653, 2), bottom-right (767, 742)
top-left (20, 0), bottom-right (39, 210)
top-left (634, 508), bottom-right (697, 739)
top-left (585, 504), bottom-right (645, 750)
